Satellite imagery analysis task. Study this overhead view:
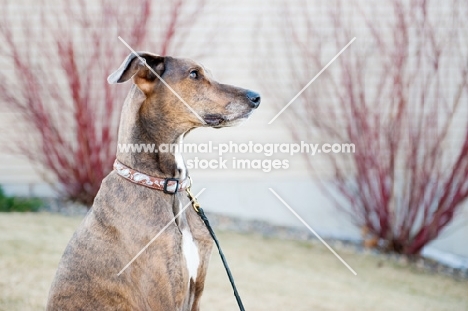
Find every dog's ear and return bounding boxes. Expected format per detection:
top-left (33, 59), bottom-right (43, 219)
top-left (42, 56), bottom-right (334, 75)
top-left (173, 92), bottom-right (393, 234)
top-left (107, 52), bottom-right (165, 94)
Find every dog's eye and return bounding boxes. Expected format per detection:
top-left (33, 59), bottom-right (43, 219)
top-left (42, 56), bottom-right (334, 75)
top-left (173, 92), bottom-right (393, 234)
top-left (189, 70), bottom-right (198, 79)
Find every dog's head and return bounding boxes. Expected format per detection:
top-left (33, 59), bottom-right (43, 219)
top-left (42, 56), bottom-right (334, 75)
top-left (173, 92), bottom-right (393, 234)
top-left (108, 52), bottom-right (260, 130)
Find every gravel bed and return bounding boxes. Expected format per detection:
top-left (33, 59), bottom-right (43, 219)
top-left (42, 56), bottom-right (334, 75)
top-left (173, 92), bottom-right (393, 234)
top-left (204, 212), bottom-right (468, 280)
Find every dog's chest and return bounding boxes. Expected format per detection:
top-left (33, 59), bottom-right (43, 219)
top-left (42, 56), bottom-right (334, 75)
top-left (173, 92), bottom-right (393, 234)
top-left (176, 200), bottom-right (200, 285)
top-left (181, 228), bottom-right (200, 282)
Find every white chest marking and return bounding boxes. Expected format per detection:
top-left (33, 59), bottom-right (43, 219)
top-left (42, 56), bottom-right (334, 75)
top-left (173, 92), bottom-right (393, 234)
top-left (174, 136), bottom-right (186, 180)
top-left (182, 228), bottom-right (199, 282)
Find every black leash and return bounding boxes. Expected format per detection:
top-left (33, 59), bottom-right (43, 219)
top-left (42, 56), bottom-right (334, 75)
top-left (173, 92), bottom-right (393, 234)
top-left (196, 207), bottom-right (245, 311)
top-left (186, 183), bottom-right (245, 311)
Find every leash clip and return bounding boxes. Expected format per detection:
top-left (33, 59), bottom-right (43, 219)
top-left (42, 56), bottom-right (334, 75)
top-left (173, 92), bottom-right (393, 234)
top-left (186, 176), bottom-right (200, 212)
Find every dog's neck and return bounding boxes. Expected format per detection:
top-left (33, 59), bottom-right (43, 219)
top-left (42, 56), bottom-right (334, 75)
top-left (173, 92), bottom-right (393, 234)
top-left (116, 85), bottom-right (187, 179)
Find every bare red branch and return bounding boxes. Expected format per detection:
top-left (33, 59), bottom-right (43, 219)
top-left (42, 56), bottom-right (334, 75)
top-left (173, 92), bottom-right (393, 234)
top-left (0, 0), bottom-right (206, 207)
top-left (259, 0), bottom-right (468, 254)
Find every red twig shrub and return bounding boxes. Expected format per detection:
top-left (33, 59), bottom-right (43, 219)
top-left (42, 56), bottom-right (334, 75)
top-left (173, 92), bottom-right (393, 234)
top-left (258, 0), bottom-right (468, 254)
top-left (0, 0), bottom-right (206, 206)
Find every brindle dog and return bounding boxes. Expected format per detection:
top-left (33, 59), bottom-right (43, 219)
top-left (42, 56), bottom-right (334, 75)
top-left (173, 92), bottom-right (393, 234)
top-left (46, 52), bottom-right (260, 311)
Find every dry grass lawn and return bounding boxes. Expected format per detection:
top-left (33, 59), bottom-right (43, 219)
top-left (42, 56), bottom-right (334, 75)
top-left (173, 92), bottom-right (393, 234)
top-left (0, 213), bottom-right (467, 311)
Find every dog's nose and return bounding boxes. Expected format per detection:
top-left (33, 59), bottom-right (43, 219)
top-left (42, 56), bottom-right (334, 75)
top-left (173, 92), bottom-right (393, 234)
top-left (246, 90), bottom-right (261, 108)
